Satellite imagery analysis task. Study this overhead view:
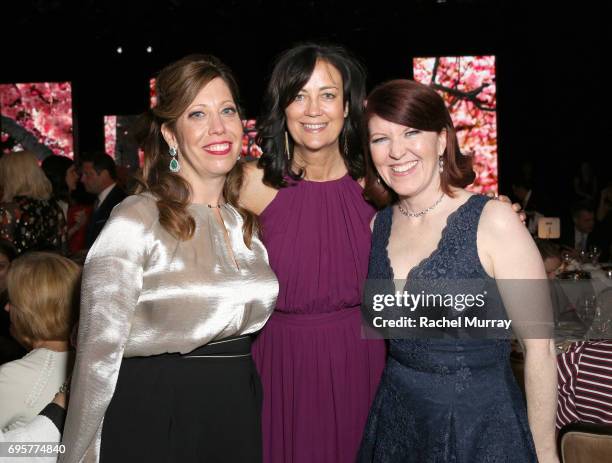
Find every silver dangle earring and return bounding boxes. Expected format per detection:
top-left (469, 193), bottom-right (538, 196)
top-left (284, 131), bottom-right (291, 161)
top-left (169, 146), bottom-right (180, 173)
top-left (438, 156), bottom-right (444, 173)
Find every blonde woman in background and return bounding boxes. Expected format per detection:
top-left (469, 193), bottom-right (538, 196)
top-left (0, 252), bottom-right (80, 431)
top-left (0, 151), bottom-right (66, 254)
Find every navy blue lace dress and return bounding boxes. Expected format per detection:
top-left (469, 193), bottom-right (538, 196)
top-left (358, 195), bottom-right (537, 463)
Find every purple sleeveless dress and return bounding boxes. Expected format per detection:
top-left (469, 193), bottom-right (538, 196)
top-left (252, 174), bottom-right (386, 463)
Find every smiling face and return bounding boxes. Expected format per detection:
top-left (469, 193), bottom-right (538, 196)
top-left (368, 115), bottom-right (446, 199)
top-left (285, 59), bottom-right (347, 156)
top-left (162, 77), bottom-right (243, 182)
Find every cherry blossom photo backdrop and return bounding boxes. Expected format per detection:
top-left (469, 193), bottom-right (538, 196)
top-left (413, 56), bottom-right (497, 194)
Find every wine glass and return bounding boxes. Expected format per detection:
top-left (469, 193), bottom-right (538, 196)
top-left (577, 295), bottom-right (597, 328)
top-left (586, 300), bottom-right (612, 338)
top-left (589, 245), bottom-right (601, 266)
top-left (561, 250), bottom-right (572, 270)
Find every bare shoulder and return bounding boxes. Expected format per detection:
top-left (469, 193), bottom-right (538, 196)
top-left (477, 195), bottom-right (545, 278)
top-left (479, 197), bottom-right (525, 236)
top-left (239, 160), bottom-right (278, 215)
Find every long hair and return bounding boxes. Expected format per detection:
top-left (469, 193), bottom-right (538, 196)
top-left (362, 80), bottom-right (475, 208)
top-left (256, 43), bottom-right (367, 188)
top-left (0, 151), bottom-right (53, 202)
top-left (135, 54), bottom-right (257, 246)
top-left (41, 155), bottom-right (74, 203)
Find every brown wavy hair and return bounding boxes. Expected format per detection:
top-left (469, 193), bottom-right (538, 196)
top-left (135, 54), bottom-right (257, 246)
top-left (362, 79), bottom-right (475, 208)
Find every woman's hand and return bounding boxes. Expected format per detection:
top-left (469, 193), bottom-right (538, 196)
top-left (487, 192), bottom-right (527, 225)
top-left (52, 391), bottom-right (67, 409)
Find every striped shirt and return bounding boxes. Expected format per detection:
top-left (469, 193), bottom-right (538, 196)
top-left (557, 340), bottom-right (612, 429)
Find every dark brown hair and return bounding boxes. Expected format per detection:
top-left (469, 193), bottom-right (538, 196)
top-left (362, 79), bottom-right (475, 208)
top-left (256, 43), bottom-right (367, 187)
top-left (136, 54), bottom-right (257, 246)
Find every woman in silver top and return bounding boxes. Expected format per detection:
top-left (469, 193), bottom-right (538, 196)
top-left (60, 55), bottom-right (279, 463)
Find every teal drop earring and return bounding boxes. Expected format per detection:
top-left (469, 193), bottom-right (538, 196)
top-left (169, 146), bottom-right (180, 172)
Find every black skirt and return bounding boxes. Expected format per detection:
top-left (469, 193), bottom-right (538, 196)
top-left (100, 336), bottom-right (262, 463)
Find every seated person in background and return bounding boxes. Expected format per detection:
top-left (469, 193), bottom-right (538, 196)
top-left (512, 177), bottom-right (550, 235)
top-left (560, 201), bottom-right (595, 254)
top-left (0, 252), bottom-right (80, 431)
top-left (0, 240), bottom-right (25, 365)
top-left (79, 151), bottom-right (126, 249)
top-left (557, 340), bottom-right (612, 429)
top-left (534, 238), bottom-right (575, 323)
top-left (535, 239), bottom-right (562, 279)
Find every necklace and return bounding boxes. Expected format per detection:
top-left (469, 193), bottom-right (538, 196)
top-left (397, 193), bottom-right (445, 218)
top-left (207, 204), bottom-right (223, 209)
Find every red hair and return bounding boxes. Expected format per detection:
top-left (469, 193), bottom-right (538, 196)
top-left (362, 79), bottom-right (475, 208)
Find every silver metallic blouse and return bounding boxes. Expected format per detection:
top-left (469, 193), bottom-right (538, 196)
top-left (60, 194), bottom-right (278, 463)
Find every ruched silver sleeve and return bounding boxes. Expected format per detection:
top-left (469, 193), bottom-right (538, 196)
top-left (59, 194), bottom-right (278, 462)
top-left (60, 197), bottom-right (147, 462)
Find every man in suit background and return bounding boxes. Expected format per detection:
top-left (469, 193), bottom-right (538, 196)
top-left (81, 152), bottom-right (126, 248)
top-left (511, 177), bottom-right (552, 235)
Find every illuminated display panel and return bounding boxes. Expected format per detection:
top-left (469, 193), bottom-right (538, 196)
top-left (413, 56), bottom-right (498, 194)
top-left (104, 115), bottom-right (142, 169)
top-left (0, 82), bottom-right (74, 158)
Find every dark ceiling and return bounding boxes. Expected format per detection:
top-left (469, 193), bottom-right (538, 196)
top-left (1, 0), bottom-right (608, 189)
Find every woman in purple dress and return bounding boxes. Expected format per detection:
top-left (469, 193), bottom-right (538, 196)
top-left (240, 44), bottom-right (387, 462)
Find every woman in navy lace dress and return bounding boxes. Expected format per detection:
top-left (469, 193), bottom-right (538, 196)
top-left (358, 80), bottom-right (559, 463)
